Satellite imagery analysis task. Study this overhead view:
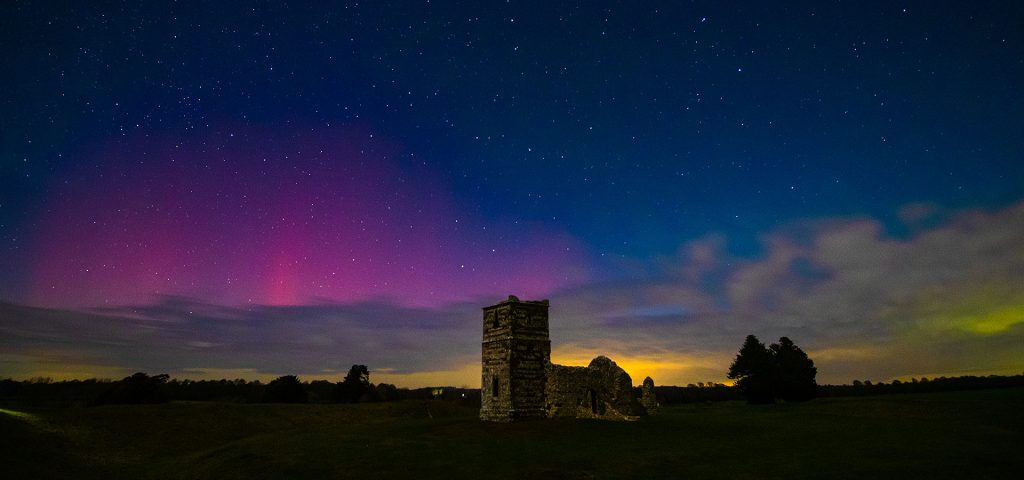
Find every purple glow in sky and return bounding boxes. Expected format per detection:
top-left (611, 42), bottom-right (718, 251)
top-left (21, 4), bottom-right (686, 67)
top-left (29, 126), bottom-right (588, 308)
top-left (3, 2), bottom-right (1023, 387)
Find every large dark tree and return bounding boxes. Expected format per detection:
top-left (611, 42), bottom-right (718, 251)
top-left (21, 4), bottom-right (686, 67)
top-left (728, 335), bottom-right (818, 404)
top-left (771, 337), bottom-right (818, 402)
top-left (263, 375), bottom-right (308, 403)
top-left (728, 335), bottom-right (775, 404)
top-left (334, 365), bottom-right (372, 403)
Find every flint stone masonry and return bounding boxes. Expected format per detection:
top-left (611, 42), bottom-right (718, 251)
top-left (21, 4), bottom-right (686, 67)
top-left (480, 296), bottom-right (551, 421)
top-left (480, 295), bottom-right (651, 422)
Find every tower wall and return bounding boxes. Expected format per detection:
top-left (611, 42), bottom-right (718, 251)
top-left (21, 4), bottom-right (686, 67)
top-left (480, 296), bottom-right (550, 421)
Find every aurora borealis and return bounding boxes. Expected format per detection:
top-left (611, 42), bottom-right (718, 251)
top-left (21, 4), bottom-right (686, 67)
top-left (25, 127), bottom-right (586, 308)
top-left (1, 2), bottom-right (1022, 387)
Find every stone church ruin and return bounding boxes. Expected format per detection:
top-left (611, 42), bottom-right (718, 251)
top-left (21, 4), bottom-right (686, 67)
top-left (480, 295), bottom-right (658, 421)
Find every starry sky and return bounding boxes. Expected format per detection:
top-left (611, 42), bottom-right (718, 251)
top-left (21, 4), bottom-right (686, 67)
top-left (2, 1), bottom-right (1023, 387)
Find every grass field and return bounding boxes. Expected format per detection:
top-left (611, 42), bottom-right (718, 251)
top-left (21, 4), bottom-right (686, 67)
top-left (2, 388), bottom-right (1022, 479)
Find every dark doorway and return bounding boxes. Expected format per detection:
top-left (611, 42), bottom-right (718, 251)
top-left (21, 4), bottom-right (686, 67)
top-left (492, 376), bottom-right (500, 398)
top-left (589, 389), bottom-right (597, 414)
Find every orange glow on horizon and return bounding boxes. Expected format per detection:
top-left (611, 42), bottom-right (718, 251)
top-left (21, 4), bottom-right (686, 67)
top-left (550, 345), bottom-right (733, 386)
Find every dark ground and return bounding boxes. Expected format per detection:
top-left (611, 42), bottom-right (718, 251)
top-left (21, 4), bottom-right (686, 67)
top-left (2, 388), bottom-right (1022, 479)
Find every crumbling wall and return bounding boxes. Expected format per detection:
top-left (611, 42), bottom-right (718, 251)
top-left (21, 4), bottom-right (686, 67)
top-left (481, 296), bottom-right (652, 422)
top-left (545, 364), bottom-right (590, 417)
top-left (545, 356), bottom-right (641, 420)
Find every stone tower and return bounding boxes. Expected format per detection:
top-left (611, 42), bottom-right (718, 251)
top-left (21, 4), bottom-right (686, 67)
top-left (480, 295), bottom-right (551, 421)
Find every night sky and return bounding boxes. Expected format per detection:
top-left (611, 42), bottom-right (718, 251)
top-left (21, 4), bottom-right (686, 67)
top-left (2, 1), bottom-right (1023, 387)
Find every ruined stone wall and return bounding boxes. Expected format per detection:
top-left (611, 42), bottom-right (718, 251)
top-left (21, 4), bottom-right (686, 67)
top-left (544, 356), bottom-right (641, 420)
top-left (544, 364), bottom-right (589, 417)
top-left (481, 296), bottom-right (650, 422)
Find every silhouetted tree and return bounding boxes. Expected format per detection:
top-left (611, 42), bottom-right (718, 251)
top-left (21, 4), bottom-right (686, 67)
top-left (770, 337), bottom-right (817, 401)
top-left (263, 375), bottom-right (308, 403)
top-left (306, 380), bottom-right (336, 403)
top-left (728, 335), bottom-right (775, 404)
top-left (728, 335), bottom-right (818, 404)
top-left (375, 383), bottom-right (399, 402)
top-left (95, 372), bottom-right (170, 404)
top-left (334, 365), bottom-right (371, 403)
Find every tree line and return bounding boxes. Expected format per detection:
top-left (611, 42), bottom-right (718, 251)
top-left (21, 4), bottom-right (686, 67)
top-left (818, 373), bottom-right (1024, 397)
top-left (3, 337), bottom-right (1022, 407)
top-left (0, 365), bottom-right (480, 407)
top-left (641, 372), bottom-right (1024, 405)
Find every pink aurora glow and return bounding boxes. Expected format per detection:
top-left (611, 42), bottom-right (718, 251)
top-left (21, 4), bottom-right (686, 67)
top-left (30, 126), bottom-right (589, 308)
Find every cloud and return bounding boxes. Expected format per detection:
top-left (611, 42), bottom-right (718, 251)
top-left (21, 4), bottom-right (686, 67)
top-left (1, 201), bottom-right (1022, 387)
top-left (547, 201), bottom-right (1024, 385)
top-left (0, 296), bottom-right (486, 386)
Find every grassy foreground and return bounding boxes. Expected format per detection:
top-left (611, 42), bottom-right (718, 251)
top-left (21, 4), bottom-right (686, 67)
top-left (2, 388), bottom-right (1022, 479)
